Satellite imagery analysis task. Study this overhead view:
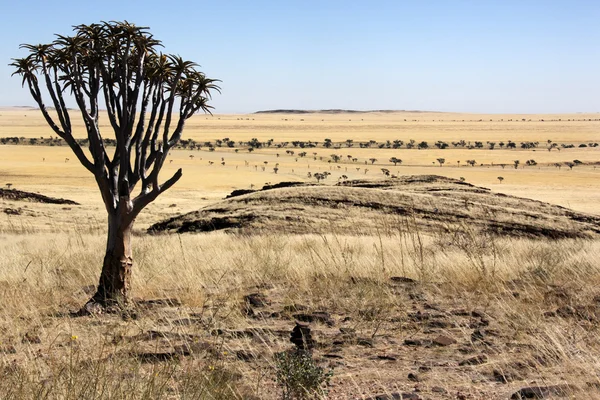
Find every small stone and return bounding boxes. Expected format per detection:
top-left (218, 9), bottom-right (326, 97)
top-left (390, 276), bottom-right (417, 284)
top-left (244, 293), bottom-right (268, 308)
top-left (433, 334), bottom-right (456, 346)
top-left (459, 354), bottom-right (488, 366)
top-left (357, 337), bottom-right (374, 347)
top-left (431, 386), bottom-right (447, 394)
top-left (293, 312), bottom-right (334, 326)
top-left (22, 333), bottom-right (42, 344)
top-left (404, 339), bottom-right (422, 346)
top-left (235, 350), bottom-right (256, 361)
top-left (376, 354), bottom-right (397, 361)
top-left (290, 321), bottom-right (315, 350)
top-left (510, 385), bottom-right (573, 399)
top-left (408, 372), bottom-right (420, 382)
top-left (368, 393), bottom-right (421, 400)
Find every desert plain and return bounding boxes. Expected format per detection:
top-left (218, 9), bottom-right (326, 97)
top-left (1, 108), bottom-right (600, 399)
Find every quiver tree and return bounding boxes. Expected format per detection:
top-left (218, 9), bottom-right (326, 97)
top-left (11, 21), bottom-right (220, 312)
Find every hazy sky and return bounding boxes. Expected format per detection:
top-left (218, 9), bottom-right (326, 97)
top-left (1, 0), bottom-right (599, 113)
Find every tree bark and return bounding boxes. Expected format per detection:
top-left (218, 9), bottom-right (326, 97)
top-left (83, 211), bottom-right (134, 312)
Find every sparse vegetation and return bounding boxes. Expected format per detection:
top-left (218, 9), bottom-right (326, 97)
top-left (1, 109), bottom-right (600, 398)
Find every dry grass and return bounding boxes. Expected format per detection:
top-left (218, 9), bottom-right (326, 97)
top-left (1, 222), bottom-right (600, 398)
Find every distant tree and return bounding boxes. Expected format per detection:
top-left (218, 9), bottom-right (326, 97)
top-left (525, 159), bottom-right (537, 166)
top-left (323, 138), bottom-right (332, 148)
top-left (513, 160), bottom-right (520, 169)
top-left (499, 164), bottom-right (506, 169)
top-left (554, 162), bottom-right (562, 169)
top-left (566, 162), bottom-right (575, 170)
top-left (5, 183), bottom-right (12, 189)
top-left (389, 157), bottom-right (402, 166)
top-left (497, 176), bottom-right (504, 183)
top-left (466, 160), bottom-right (477, 167)
top-left (369, 158), bottom-right (377, 164)
top-left (11, 21), bottom-right (220, 312)
top-left (273, 167), bottom-right (279, 174)
top-left (381, 168), bottom-right (390, 176)
top-left (417, 141), bottom-right (429, 149)
top-left (436, 158), bottom-right (445, 167)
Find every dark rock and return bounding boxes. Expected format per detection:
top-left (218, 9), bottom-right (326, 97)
top-left (408, 372), bottom-right (420, 382)
top-left (367, 393), bottom-right (421, 400)
top-left (404, 339), bottom-right (424, 346)
top-left (492, 369), bottom-right (520, 384)
top-left (225, 189), bottom-right (256, 199)
top-left (433, 334), bottom-right (457, 346)
top-left (471, 329), bottom-right (486, 342)
top-left (357, 337), bottom-right (374, 347)
top-left (458, 345), bottom-right (475, 354)
top-left (323, 353), bottom-right (344, 359)
top-left (390, 276), bottom-right (417, 284)
top-left (0, 188), bottom-right (79, 205)
top-left (431, 386), bottom-right (447, 394)
top-left (376, 354), bottom-right (397, 361)
top-left (244, 293), bottom-right (269, 308)
top-left (459, 354), bottom-right (488, 366)
top-left (409, 291), bottom-right (426, 301)
top-left (235, 350), bottom-right (256, 361)
top-left (450, 309), bottom-right (471, 316)
top-left (293, 312), bottom-right (334, 326)
top-left (290, 321), bottom-right (315, 350)
top-left (339, 327), bottom-right (356, 335)
top-left (510, 385), bottom-right (573, 399)
top-left (426, 319), bottom-right (455, 329)
top-left (22, 333), bottom-right (42, 344)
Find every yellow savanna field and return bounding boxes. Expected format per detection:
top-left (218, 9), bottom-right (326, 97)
top-left (1, 108), bottom-right (600, 399)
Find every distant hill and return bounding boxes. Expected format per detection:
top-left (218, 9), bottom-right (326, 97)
top-left (254, 109), bottom-right (437, 114)
top-left (148, 175), bottom-right (600, 239)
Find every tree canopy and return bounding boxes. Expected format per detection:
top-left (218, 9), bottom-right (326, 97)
top-left (11, 21), bottom-right (220, 219)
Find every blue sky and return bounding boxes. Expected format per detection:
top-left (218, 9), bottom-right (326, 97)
top-left (1, 0), bottom-right (599, 113)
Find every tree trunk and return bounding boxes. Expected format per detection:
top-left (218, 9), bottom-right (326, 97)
top-left (84, 212), bottom-right (134, 312)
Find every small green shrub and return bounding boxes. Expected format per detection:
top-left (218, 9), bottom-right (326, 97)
top-left (274, 350), bottom-right (333, 399)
